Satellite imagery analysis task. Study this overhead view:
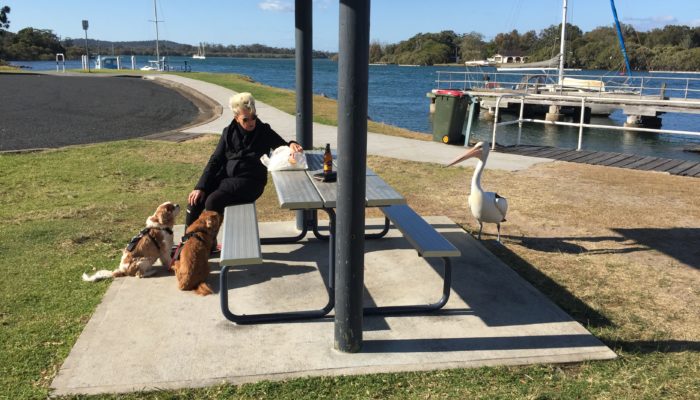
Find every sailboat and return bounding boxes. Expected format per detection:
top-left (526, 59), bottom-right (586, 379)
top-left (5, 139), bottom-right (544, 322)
top-left (193, 43), bottom-right (206, 60)
top-left (496, 0), bottom-right (634, 95)
top-left (141, 0), bottom-right (165, 71)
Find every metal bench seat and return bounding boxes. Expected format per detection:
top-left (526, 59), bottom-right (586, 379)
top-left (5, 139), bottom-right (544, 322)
top-left (220, 203), bottom-right (262, 267)
top-left (364, 204), bottom-right (460, 315)
top-left (219, 202), bottom-right (334, 324)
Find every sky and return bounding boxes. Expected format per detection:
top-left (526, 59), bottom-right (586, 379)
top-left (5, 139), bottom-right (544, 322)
top-left (5, 0), bottom-right (700, 52)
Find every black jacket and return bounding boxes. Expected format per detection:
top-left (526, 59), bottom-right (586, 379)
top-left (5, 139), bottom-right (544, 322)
top-left (194, 118), bottom-right (293, 190)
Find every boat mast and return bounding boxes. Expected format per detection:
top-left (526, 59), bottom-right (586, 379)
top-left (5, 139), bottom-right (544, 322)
top-left (558, 0), bottom-right (567, 85)
top-left (150, 0), bottom-right (162, 69)
top-left (610, 0), bottom-right (632, 76)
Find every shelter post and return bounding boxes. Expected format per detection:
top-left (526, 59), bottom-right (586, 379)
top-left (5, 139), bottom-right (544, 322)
top-left (295, 0), bottom-right (315, 230)
top-left (335, 0), bottom-right (370, 353)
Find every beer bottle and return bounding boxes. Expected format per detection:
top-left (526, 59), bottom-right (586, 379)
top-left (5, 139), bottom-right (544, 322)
top-left (323, 143), bottom-right (332, 177)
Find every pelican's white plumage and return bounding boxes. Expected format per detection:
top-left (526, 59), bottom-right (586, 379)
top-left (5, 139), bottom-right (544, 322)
top-left (446, 141), bottom-right (508, 241)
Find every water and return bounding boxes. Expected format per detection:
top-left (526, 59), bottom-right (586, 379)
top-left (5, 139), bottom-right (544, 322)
top-left (12, 56), bottom-right (700, 162)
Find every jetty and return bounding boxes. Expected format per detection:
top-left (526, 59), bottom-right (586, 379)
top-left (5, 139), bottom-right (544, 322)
top-left (496, 144), bottom-right (700, 178)
top-left (431, 70), bottom-right (700, 129)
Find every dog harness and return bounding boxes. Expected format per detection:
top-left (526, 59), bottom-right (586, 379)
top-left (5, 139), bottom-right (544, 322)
top-left (125, 227), bottom-right (174, 252)
top-left (170, 229), bottom-right (209, 267)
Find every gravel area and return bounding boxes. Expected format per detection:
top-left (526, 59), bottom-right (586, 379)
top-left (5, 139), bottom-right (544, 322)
top-left (0, 73), bottom-right (199, 151)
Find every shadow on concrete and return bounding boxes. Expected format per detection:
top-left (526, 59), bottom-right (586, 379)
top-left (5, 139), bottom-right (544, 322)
top-left (207, 223), bottom-right (615, 332)
top-left (210, 262), bottom-right (317, 294)
top-left (363, 334), bottom-right (606, 353)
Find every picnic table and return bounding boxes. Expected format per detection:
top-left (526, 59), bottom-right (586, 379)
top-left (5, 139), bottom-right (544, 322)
top-left (219, 150), bottom-right (459, 324)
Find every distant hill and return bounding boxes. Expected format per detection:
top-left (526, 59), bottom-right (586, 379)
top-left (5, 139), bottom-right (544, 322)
top-left (0, 28), bottom-right (334, 61)
top-left (61, 38), bottom-right (333, 59)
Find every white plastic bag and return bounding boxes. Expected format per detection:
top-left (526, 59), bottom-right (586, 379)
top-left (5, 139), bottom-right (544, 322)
top-left (260, 145), bottom-right (308, 171)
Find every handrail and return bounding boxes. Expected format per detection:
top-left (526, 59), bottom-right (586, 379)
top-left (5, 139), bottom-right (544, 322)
top-left (55, 53), bottom-right (65, 72)
top-left (489, 93), bottom-right (700, 152)
top-left (520, 92), bottom-right (700, 108)
top-left (435, 70), bottom-right (700, 100)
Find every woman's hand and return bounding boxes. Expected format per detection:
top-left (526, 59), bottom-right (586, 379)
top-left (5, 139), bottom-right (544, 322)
top-left (188, 189), bottom-right (205, 206)
top-left (289, 142), bottom-right (303, 154)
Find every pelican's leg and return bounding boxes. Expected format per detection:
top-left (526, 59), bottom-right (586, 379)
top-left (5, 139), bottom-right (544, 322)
top-left (496, 223), bottom-right (501, 242)
top-left (477, 222), bottom-right (483, 240)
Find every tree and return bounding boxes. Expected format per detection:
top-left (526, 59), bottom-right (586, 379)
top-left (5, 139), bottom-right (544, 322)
top-left (0, 5), bottom-right (9, 31)
top-left (369, 40), bottom-right (384, 63)
top-left (459, 32), bottom-right (485, 62)
top-left (492, 29), bottom-right (521, 53)
top-left (4, 28), bottom-right (65, 61)
top-left (527, 23), bottom-right (583, 63)
top-left (0, 6), bottom-right (11, 62)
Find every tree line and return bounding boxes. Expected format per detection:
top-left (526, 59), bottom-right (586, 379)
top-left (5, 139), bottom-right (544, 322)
top-left (371, 24), bottom-right (700, 71)
top-left (0, 7), bottom-right (329, 62)
top-left (1, 3), bottom-right (698, 72)
top-left (0, 28), bottom-right (332, 62)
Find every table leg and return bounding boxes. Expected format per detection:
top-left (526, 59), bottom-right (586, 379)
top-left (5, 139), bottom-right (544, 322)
top-left (219, 208), bottom-right (336, 324)
top-left (363, 257), bottom-right (452, 315)
top-left (260, 222), bottom-right (308, 244)
top-left (313, 216), bottom-right (390, 240)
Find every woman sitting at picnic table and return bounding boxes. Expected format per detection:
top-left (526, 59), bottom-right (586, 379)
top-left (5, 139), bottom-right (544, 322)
top-left (186, 92), bottom-right (303, 229)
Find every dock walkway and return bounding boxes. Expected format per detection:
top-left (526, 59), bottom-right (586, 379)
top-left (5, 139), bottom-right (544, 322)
top-left (497, 145), bottom-right (700, 178)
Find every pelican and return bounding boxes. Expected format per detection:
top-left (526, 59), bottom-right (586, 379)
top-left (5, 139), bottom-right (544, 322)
top-left (446, 141), bottom-right (508, 241)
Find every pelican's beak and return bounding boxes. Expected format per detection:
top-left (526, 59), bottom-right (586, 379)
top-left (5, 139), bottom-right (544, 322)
top-left (445, 146), bottom-right (482, 167)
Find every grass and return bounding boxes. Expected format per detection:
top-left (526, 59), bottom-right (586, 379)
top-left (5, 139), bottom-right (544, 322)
top-left (1, 134), bottom-right (699, 399)
top-left (3, 69), bottom-right (699, 398)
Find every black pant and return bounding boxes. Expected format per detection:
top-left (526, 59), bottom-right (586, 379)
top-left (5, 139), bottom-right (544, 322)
top-left (186, 176), bottom-right (266, 227)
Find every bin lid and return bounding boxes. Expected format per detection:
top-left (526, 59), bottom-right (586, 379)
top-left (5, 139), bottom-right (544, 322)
top-left (434, 89), bottom-right (464, 97)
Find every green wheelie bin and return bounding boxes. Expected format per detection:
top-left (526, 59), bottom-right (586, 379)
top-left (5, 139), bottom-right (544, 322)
top-left (431, 89), bottom-right (469, 144)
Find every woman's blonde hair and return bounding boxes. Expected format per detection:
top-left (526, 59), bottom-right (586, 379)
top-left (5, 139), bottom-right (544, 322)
top-left (229, 92), bottom-right (256, 117)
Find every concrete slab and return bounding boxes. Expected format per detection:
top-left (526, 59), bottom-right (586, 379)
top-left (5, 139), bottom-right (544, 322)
top-left (51, 217), bottom-right (615, 396)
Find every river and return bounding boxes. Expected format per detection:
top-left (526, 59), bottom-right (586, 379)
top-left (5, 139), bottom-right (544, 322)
top-left (11, 56), bottom-right (700, 162)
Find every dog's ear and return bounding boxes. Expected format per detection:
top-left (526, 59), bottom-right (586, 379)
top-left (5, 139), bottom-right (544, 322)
top-left (148, 214), bottom-right (160, 225)
top-left (205, 212), bottom-right (222, 229)
top-left (155, 208), bottom-right (166, 225)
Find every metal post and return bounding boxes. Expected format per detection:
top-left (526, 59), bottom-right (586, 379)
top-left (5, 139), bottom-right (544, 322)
top-left (557, 0), bottom-right (567, 85)
top-left (463, 95), bottom-right (476, 147)
top-left (295, 0), bottom-right (314, 231)
top-left (577, 97), bottom-right (586, 150)
top-left (82, 20), bottom-right (90, 73)
top-left (517, 98), bottom-right (525, 145)
top-left (150, 0), bottom-right (163, 71)
top-left (335, 0), bottom-right (370, 353)
top-left (491, 96), bottom-right (503, 150)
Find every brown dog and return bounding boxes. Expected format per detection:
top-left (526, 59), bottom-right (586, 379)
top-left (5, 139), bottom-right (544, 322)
top-left (172, 210), bottom-right (222, 296)
top-left (83, 201), bottom-right (180, 282)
